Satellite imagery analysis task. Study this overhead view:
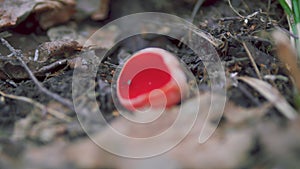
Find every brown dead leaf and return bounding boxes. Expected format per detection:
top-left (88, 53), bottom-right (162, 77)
top-left (11, 112), bottom-right (36, 141)
top-left (272, 30), bottom-right (300, 92)
top-left (46, 100), bottom-right (71, 115)
top-left (0, 39), bottom-right (81, 80)
top-left (29, 120), bottom-right (67, 143)
top-left (258, 117), bottom-right (300, 168)
top-left (0, 139), bottom-right (25, 169)
top-left (239, 76), bottom-right (298, 119)
top-left (0, 0), bottom-right (36, 30)
top-left (0, 0), bottom-right (75, 31)
top-left (0, 63), bottom-right (30, 80)
top-left (23, 141), bottom-right (69, 169)
top-left (224, 101), bottom-right (272, 123)
top-left (15, 93), bottom-right (254, 169)
top-left (77, 25), bottom-right (119, 49)
top-left (11, 105), bottom-right (67, 143)
top-left (65, 93), bottom-right (253, 169)
top-left (47, 24), bottom-right (78, 41)
top-left (91, 0), bottom-right (110, 20)
top-left (34, 39), bottom-right (82, 62)
top-left (34, 0), bottom-right (76, 29)
top-left (75, 0), bottom-right (110, 21)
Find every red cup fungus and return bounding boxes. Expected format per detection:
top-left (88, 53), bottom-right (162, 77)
top-left (116, 48), bottom-right (187, 111)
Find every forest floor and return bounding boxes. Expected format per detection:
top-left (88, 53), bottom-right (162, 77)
top-left (0, 0), bottom-right (299, 169)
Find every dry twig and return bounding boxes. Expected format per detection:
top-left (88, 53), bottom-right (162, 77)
top-left (0, 38), bottom-right (74, 110)
top-left (0, 90), bottom-right (72, 122)
top-left (190, 0), bottom-right (205, 23)
top-left (228, 0), bottom-right (244, 18)
top-left (37, 59), bottom-right (68, 74)
top-left (242, 41), bottom-right (262, 80)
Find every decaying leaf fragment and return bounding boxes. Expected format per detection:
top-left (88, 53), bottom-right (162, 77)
top-left (91, 0), bottom-right (110, 20)
top-left (224, 101), bottom-right (272, 123)
top-left (11, 93), bottom-right (256, 169)
top-left (34, 0), bottom-right (76, 29)
top-left (238, 76), bottom-right (298, 119)
top-left (0, 40), bottom-right (82, 80)
top-left (34, 39), bottom-right (82, 62)
top-left (75, 0), bottom-right (110, 21)
top-left (0, 0), bottom-right (36, 30)
top-left (272, 30), bottom-right (300, 92)
top-left (258, 117), bottom-right (300, 168)
top-left (0, 0), bottom-right (75, 30)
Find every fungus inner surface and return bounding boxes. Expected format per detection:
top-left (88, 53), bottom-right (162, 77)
top-left (118, 52), bottom-right (172, 99)
top-left (129, 68), bottom-right (171, 99)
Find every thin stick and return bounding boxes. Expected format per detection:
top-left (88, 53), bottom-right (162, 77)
top-left (267, 0), bottom-right (271, 14)
top-left (190, 0), bottom-right (205, 23)
top-left (0, 38), bottom-right (74, 110)
top-left (37, 59), bottom-right (68, 73)
top-left (228, 0), bottom-right (244, 18)
top-left (242, 41), bottom-right (262, 80)
top-left (0, 90), bottom-right (72, 122)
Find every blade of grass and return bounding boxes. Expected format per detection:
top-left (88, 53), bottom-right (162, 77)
top-left (292, 0), bottom-right (300, 24)
top-left (292, 0), bottom-right (300, 57)
top-left (278, 0), bottom-right (300, 58)
top-left (278, 0), bottom-right (293, 16)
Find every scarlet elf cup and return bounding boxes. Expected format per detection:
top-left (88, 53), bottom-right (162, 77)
top-left (116, 48), bottom-right (188, 111)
